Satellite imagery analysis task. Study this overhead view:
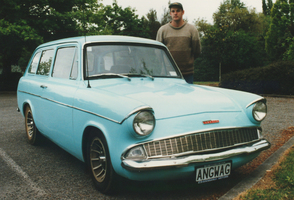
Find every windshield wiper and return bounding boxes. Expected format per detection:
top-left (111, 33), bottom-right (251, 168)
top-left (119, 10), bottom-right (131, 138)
top-left (89, 73), bottom-right (131, 81)
top-left (126, 73), bottom-right (154, 81)
top-left (140, 74), bottom-right (154, 81)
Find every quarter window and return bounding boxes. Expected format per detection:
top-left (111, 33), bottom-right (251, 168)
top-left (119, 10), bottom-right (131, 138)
top-left (37, 49), bottom-right (54, 76)
top-left (52, 47), bottom-right (77, 79)
top-left (28, 52), bottom-right (41, 74)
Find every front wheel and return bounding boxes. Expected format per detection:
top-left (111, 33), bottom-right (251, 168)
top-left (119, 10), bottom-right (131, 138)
top-left (86, 131), bottom-right (118, 194)
top-left (24, 106), bottom-right (42, 145)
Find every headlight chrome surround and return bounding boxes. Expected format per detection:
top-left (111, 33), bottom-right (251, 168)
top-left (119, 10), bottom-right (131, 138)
top-left (252, 101), bottom-right (267, 122)
top-left (133, 111), bottom-right (155, 136)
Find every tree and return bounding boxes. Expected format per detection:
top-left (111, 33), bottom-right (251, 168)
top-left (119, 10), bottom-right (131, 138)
top-left (214, 0), bottom-right (262, 34)
top-left (194, 0), bottom-right (269, 81)
top-left (0, 0), bottom-right (43, 75)
top-left (0, 18), bottom-right (43, 90)
top-left (145, 9), bottom-right (161, 40)
top-left (263, 0), bottom-right (274, 15)
top-left (194, 18), bottom-right (212, 38)
top-left (160, 1), bottom-right (172, 25)
top-left (0, 0), bottom-right (111, 92)
top-left (263, 0), bottom-right (268, 14)
top-left (0, 0), bottom-right (107, 75)
top-left (265, 0), bottom-right (294, 61)
top-left (283, 37), bottom-right (294, 60)
top-left (212, 0), bottom-right (266, 73)
top-left (268, 0), bottom-right (274, 12)
top-left (102, 2), bottom-right (150, 38)
top-left (17, 0), bottom-right (100, 41)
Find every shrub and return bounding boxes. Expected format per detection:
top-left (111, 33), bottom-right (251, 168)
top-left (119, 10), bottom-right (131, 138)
top-left (220, 61), bottom-right (294, 95)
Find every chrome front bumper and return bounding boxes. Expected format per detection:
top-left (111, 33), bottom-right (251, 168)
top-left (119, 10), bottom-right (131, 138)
top-left (121, 139), bottom-right (270, 171)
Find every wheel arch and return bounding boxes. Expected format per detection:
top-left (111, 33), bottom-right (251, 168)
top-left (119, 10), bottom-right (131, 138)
top-left (22, 102), bottom-right (31, 115)
top-left (82, 126), bottom-right (106, 163)
top-left (21, 100), bottom-right (34, 117)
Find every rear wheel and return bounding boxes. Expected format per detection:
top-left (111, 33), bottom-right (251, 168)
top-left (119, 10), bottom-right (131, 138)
top-left (86, 131), bottom-right (118, 194)
top-left (24, 106), bottom-right (42, 145)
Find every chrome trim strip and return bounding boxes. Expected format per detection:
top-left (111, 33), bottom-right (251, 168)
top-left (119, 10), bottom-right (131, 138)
top-left (246, 97), bottom-right (265, 108)
top-left (18, 90), bottom-right (41, 98)
top-left (72, 107), bottom-right (120, 124)
top-left (121, 139), bottom-right (270, 171)
top-left (18, 90), bottom-right (150, 124)
top-left (120, 106), bottom-right (153, 124)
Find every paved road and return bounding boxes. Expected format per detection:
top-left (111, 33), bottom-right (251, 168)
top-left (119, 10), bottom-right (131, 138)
top-left (0, 93), bottom-right (293, 199)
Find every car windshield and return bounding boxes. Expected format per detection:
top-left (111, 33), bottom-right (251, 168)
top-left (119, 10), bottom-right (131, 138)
top-left (84, 44), bottom-right (181, 79)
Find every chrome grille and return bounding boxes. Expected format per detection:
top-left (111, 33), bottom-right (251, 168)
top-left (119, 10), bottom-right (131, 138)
top-left (143, 128), bottom-right (259, 158)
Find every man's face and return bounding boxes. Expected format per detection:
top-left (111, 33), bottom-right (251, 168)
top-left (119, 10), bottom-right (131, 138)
top-left (170, 7), bottom-right (184, 22)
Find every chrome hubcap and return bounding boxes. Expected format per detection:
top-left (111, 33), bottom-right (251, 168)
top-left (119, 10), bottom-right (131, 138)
top-left (90, 138), bottom-right (107, 183)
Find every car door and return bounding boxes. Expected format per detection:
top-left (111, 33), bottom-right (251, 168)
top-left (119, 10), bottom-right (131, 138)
top-left (19, 49), bottom-right (55, 132)
top-left (40, 45), bottom-right (79, 153)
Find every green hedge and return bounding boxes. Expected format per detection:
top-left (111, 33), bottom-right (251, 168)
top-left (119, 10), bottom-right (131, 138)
top-left (220, 61), bottom-right (294, 95)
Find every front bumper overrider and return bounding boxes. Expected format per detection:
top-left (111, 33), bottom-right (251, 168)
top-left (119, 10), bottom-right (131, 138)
top-left (122, 139), bottom-right (270, 171)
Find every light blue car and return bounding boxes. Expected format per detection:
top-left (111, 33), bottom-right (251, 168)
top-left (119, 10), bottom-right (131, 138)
top-left (17, 35), bottom-right (270, 194)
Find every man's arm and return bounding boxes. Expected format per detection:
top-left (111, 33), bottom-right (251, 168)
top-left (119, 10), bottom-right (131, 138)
top-left (191, 27), bottom-right (201, 59)
top-left (156, 27), bottom-right (163, 43)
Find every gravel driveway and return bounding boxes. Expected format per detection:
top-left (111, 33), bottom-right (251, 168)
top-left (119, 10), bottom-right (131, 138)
top-left (261, 96), bottom-right (294, 145)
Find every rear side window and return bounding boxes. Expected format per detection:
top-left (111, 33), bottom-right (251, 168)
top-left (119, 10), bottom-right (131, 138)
top-left (52, 47), bottom-right (78, 79)
top-left (28, 52), bottom-right (41, 74)
top-left (37, 49), bottom-right (54, 76)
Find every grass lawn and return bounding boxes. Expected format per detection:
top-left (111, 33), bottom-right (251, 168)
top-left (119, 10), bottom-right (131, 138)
top-left (238, 145), bottom-right (294, 200)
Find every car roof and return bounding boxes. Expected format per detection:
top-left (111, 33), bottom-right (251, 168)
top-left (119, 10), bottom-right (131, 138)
top-left (37, 35), bottom-right (165, 49)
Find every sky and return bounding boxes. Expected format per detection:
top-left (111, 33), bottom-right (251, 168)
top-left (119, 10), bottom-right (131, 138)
top-left (101, 0), bottom-right (276, 24)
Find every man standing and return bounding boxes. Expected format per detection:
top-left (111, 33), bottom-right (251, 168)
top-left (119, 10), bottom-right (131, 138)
top-left (156, 2), bottom-right (201, 84)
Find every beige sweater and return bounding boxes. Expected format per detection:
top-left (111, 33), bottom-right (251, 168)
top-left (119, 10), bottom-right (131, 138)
top-left (156, 22), bottom-right (201, 75)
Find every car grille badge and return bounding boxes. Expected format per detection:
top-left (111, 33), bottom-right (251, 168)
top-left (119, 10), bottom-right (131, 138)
top-left (203, 120), bottom-right (219, 125)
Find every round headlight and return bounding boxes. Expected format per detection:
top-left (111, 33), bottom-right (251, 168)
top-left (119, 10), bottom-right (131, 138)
top-left (133, 111), bottom-right (155, 136)
top-left (252, 101), bottom-right (267, 121)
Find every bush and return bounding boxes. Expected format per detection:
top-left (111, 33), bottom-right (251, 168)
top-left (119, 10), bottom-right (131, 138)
top-left (220, 61), bottom-right (294, 95)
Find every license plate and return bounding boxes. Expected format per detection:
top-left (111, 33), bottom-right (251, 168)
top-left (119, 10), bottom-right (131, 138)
top-left (196, 161), bottom-right (231, 184)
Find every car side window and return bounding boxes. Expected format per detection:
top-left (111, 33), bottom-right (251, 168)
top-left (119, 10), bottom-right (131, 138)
top-left (28, 52), bottom-right (41, 74)
top-left (52, 47), bottom-right (77, 79)
top-left (37, 49), bottom-right (54, 76)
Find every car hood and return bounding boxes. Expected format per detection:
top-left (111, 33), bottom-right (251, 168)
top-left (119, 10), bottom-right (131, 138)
top-left (87, 79), bottom-right (253, 121)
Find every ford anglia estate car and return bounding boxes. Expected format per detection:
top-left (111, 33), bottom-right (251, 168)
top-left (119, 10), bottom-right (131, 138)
top-left (17, 35), bottom-right (270, 194)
